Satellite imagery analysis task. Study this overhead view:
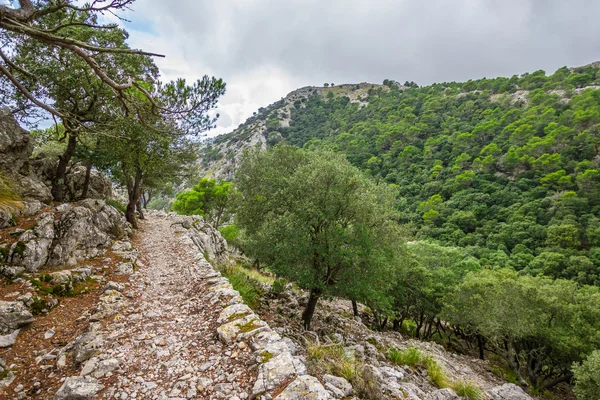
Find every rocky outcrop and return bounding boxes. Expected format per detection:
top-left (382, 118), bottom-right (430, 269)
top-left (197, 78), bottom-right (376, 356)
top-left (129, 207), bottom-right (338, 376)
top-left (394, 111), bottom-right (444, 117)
top-left (2, 199), bottom-right (131, 274)
top-left (198, 83), bottom-right (387, 180)
top-left (0, 108), bottom-right (52, 203)
top-left (166, 212), bottom-right (228, 264)
top-left (488, 383), bottom-right (534, 399)
top-left (0, 107), bottom-right (32, 176)
top-left (32, 160), bottom-right (113, 202)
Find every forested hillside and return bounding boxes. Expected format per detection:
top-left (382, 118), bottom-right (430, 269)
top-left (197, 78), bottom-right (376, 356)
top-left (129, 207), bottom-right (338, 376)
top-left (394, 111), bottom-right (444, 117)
top-left (210, 64), bottom-right (600, 286)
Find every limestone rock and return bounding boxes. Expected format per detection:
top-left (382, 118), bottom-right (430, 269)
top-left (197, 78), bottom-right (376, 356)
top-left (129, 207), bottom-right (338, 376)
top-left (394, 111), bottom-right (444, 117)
top-left (426, 388), bottom-right (461, 400)
top-left (393, 383), bottom-right (425, 400)
top-left (274, 375), bottom-right (330, 399)
top-left (64, 164), bottom-right (112, 201)
top-left (252, 351), bottom-right (307, 398)
top-left (0, 209), bottom-right (14, 229)
top-left (0, 329), bottom-right (20, 347)
top-left (488, 383), bottom-right (533, 400)
top-left (54, 376), bottom-right (104, 399)
top-left (217, 314), bottom-right (266, 344)
top-left (6, 200), bottom-right (129, 273)
top-left (105, 281), bottom-right (125, 292)
top-left (8, 213), bottom-right (54, 272)
top-left (0, 107), bottom-right (31, 174)
top-left (323, 374), bottom-right (352, 398)
top-left (0, 108), bottom-right (52, 202)
top-left (0, 301), bottom-right (34, 334)
top-left (217, 303), bottom-right (254, 324)
top-left (183, 216), bottom-right (228, 264)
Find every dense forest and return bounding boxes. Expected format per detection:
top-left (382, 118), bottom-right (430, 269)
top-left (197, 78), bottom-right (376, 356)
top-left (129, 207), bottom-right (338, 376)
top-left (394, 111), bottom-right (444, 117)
top-left (254, 66), bottom-right (600, 286)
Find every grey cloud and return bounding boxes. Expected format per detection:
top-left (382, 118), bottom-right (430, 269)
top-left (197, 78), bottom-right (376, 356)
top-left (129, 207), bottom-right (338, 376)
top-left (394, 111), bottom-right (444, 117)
top-left (129, 0), bottom-right (600, 135)
top-left (138, 0), bottom-right (600, 85)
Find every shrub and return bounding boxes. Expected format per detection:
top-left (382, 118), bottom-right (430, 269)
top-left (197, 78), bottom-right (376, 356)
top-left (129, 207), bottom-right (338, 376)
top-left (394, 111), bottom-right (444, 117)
top-left (425, 358), bottom-right (450, 388)
top-left (307, 342), bottom-right (356, 381)
top-left (573, 350), bottom-right (600, 400)
top-left (219, 224), bottom-right (240, 247)
top-left (106, 199), bottom-right (126, 213)
top-left (272, 278), bottom-right (286, 294)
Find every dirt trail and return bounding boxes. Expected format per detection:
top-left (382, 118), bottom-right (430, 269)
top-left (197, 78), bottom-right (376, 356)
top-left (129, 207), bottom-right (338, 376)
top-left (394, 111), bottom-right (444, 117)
top-left (96, 216), bottom-right (255, 399)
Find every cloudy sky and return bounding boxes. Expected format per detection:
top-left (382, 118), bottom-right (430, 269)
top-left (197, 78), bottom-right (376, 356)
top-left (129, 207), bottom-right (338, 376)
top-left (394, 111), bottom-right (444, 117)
top-left (121, 0), bottom-right (600, 136)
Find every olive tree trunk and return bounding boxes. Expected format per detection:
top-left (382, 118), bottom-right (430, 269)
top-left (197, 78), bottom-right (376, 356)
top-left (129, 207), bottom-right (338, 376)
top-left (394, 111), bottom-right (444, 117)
top-left (52, 131), bottom-right (77, 202)
top-left (302, 288), bottom-right (322, 330)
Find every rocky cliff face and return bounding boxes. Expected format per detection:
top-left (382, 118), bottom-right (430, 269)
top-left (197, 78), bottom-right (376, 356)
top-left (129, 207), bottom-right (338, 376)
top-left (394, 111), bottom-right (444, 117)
top-left (198, 83), bottom-right (389, 180)
top-left (0, 107), bottom-right (52, 203)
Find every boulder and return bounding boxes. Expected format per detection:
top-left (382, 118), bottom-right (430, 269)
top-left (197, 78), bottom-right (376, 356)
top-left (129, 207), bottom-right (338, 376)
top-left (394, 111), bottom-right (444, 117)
top-left (0, 108), bottom-right (52, 202)
top-left (8, 213), bottom-right (54, 271)
top-left (275, 375), bottom-right (331, 399)
top-left (6, 199), bottom-right (130, 273)
top-left (0, 209), bottom-right (14, 229)
top-left (323, 374), bottom-right (352, 398)
top-left (0, 107), bottom-right (32, 175)
top-left (64, 164), bottom-right (112, 201)
top-left (0, 301), bottom-right (33, 334)
top-left (488, 383), bottom-right (533, 400)
top-left (54, 376), bottom-right (104, 399)
top-left (183, 216), bottom-right (228, 264)
top-left (252, 351), bottom-right (307, 398)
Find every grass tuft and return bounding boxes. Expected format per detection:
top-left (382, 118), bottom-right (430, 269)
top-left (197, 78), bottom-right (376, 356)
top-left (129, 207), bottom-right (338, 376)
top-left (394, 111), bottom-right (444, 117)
top-left (452, 380), bottom-right (484, 400)
top-left (388, 346), bottom-right (450, 388)
top-left (388, 347), bottom-right (425, 368)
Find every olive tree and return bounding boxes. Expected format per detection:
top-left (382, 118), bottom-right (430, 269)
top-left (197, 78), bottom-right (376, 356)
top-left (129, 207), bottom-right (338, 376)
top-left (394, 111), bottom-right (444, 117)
top-left (235, 145), bottom-right (404, 329)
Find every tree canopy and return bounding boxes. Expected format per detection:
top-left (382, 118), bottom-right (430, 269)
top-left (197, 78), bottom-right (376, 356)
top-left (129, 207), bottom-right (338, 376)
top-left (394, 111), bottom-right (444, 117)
top-left (235, 145), bottom-right (404, 329)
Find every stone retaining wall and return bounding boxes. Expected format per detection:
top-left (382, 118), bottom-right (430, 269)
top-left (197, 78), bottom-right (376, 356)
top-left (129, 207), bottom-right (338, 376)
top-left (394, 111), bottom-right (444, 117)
top-left (181, 226), bottom-right (331, 400)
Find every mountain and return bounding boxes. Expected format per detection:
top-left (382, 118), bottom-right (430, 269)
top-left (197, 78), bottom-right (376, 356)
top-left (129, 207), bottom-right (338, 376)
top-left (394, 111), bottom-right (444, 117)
top-left (200, 64), bottom-right (600, 286)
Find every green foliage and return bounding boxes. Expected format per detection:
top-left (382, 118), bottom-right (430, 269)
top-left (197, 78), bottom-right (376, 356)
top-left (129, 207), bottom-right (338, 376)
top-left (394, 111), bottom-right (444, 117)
top-left (106, 199), bottom-right (127, 214)
top-left (260, 69), bottom-right (600, 285)
top-left (443, 269), bottom-right (600, 389)
top-left (220, 264), bottom-right (264, 310)
top-left (218, 224), bottom-right (240, 247)
top-left (272, 278), bottom-right (287, 294)
top-left (387, 347), bottom-right (449, 388)
top-left (147, 197), bottom-right (171, 211)
top-left (452, 381), bottom-right (484, 400)
top-left (173, 178), bottom-right (234, 227)
top-left (235, 145), bottom-right (404, 328)
top-left (388, 347), bottom-right (426, 368)
top-left (572, 350), bottom-right (600, 400)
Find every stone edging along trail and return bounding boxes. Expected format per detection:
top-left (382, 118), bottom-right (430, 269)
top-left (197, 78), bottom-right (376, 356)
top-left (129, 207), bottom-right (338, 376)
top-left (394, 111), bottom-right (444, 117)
top-left (180, 217), bottom-right (330, 400)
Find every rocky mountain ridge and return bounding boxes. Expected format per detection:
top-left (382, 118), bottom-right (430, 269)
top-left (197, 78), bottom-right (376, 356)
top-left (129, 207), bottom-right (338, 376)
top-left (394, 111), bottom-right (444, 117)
top-left (198, 82), bottom-right (391, 180)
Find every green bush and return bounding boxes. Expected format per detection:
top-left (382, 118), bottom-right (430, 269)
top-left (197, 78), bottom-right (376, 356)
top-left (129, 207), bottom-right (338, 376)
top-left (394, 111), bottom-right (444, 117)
top-left (573, 350), bottom-right (600, 400)
top-left (219, 224), bottom-right (240, 247)
top-left (106, 199), bottom-right (126, 213)
top-left (272, 278), bottom-right (286, 294)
